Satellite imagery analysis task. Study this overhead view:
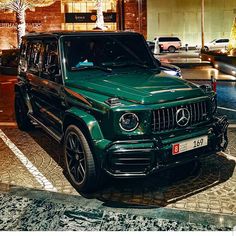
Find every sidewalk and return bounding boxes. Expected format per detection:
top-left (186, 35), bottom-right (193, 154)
top-left (157, 50), bottom-right (211, 68)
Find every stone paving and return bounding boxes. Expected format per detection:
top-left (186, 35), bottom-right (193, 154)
top-left (0, 128), bottom-right (78, 195)
top-left (0, 190), bottom-right (233, 231)
top-left (0, 126), bottom-right (236, 219)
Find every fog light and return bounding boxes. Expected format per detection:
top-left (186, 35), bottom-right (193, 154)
top-left (119, 113), bottom-right (139, 132)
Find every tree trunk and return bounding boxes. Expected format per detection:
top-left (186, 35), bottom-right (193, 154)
top-left (96, 0), bottom-right (106, 30)
top-left (16, 7), bottom-right (26, 47)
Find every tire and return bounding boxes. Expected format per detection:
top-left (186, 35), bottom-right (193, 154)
top-left (63, 125), bottom-right (102, 193)
top-left (168, 46), bottom-right (176, 53)
top-left (204, 46), bottom-right (209, 52)
top-left (15, 94), bottom-right (33, 131)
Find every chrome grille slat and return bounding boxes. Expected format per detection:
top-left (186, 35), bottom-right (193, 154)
top-left (158, 110), bottom-right (161, 132)
top-left (189, 104), bottom-right (193, 125)
top-left (203, 101), bottom-right (207, 115)
top-left (152, 101), bottom-right (208, 132)
top-left (171, 107), bottom-right (175, 129)
top-left (200, 101), bottom-right (204, 121)
top-left (153, 109), bottom-right (156, 131)
top-left (162, 109), bottom-right (166, 130)
top-left (197, 102), bottom-right (200, 122)
top-left (193, 103), bottom-right (197, 123)
top-left (167, 108), bottom-right (170, 130)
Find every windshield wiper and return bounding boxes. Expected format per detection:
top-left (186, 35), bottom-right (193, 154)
top-left (71, 66), bottom-right (112, 73)
top-left (112, 61), bottom-right (151, 69)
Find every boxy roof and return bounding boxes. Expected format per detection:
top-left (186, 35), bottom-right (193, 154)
top-left (23, 31), bottom-right (140, 39)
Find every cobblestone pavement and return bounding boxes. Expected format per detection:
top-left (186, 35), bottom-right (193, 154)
top-left (0, 128), bottom-right (78, 195)
top-left (0, 127), bottom-right (236, 219)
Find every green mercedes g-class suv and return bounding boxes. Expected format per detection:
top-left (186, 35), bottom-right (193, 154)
top-left (15, 31), bottom-right (228, 193)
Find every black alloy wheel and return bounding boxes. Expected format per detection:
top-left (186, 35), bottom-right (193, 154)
top-left (64, 125), bottom-right (101, 193)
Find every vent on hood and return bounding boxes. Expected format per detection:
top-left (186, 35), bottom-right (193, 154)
top-left (105, 98), bottom-right (122, 107)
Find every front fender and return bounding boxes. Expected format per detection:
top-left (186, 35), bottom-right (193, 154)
top-left (63, 108), bottom-right (111, 154)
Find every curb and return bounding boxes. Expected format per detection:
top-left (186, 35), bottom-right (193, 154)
top-left (172, 62), bottom-right (211, 68)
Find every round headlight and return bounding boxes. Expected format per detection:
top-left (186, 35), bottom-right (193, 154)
top-left (119, 113), bottom-right (139, 132)
top-left (211, 96), bottom-right (217, 114)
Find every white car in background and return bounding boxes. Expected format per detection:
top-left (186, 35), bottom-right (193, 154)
top-left (197, 38), bottom-right (229, 51)
top-left (154, 36), bottom-right (182, 54)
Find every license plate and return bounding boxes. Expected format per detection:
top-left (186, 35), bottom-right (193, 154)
top-left (172, 136), bottom-right (208, 155)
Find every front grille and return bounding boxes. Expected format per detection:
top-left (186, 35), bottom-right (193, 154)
top-left (152, 101), bottom-right (208, 132)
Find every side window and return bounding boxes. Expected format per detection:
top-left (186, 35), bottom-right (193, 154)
top-left (19, 39), bottom-right (27, 72)
top-left (222, 39), bottom-right (229, 43)
top-left (173, 37), bottom-right (180, 41)
top-left (20, 39), bottom-right (27, 59)
top-left (42, 40), bottom-right (61, 82)
top-left (27, 41), bottom-right (43, 75)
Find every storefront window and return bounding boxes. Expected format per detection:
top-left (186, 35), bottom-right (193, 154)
top-left (61, 0), bottom-right (117, 31)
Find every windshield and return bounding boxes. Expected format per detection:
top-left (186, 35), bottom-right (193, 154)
top-left (62, 34), bottom-right (157, 71)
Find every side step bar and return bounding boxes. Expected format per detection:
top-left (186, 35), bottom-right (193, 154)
top-left (28, 114), bottom-right (62, 143)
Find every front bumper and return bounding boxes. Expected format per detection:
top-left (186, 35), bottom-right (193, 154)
top-left (102, 116), bottom-right (228, 177)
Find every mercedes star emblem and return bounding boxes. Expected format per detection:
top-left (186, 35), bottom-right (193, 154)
top-left (176, 108), bottom-right (190, 127)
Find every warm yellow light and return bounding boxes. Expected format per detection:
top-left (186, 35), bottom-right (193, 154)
top-left (214, 64), bottom-right (219, 68)
top-left (232, 71), bottom-right (236, 76)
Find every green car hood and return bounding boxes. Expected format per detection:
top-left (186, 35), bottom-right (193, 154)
top-left (66, 70), bottom-right (205, 105)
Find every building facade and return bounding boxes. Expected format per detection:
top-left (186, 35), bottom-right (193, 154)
top-left (0, 0), bottom-right (236, 50)
top-left (0, 0), bottom-right (147, 50)
top-left (147, 0), bottom-right (236, 46)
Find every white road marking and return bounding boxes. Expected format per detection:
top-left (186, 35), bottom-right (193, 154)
top-left (0, 129), bottom-right (57, 192)
top-left (218, 106), bottom-right (236, 113)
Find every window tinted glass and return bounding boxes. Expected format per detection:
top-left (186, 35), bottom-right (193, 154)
top-left (42, 40), bottom-right (60, 81)
top-left (20, 39), bottom-right (27, 59)
top-left (159, 37), bottom-right (180, 42)
top-left (63, 34), bottom-right (156, 71)
top-left (215, 39), bottom-right (229, 43)
top-left (222, 39), bottom-right (229, 43)
top-left (27, 41), bottom-right (43, 75)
